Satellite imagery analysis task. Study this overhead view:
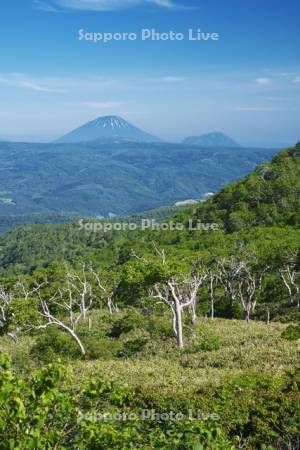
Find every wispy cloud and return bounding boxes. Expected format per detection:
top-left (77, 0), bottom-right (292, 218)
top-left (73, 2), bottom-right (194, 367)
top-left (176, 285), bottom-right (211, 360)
top-left (293, 76), bottom-right (300, 83)
top-left (0, 73), bottom-right (65, 93)
top-left (34, 0), bottom-right (61, 12)
top-left (150, 76), bottom-right (186, 83)
top-left (82, 101), bottom-right (122, 108)
top-left (234, 106), bottom-right (276, 112)
top-left (255, 77), bottom-right (272, 86)
top-left (234, 105), bottom-right (300, 112)
top-left (35, 0), bottom-right (177, 12)
top-left (0, 73), bottom-right (115, 94)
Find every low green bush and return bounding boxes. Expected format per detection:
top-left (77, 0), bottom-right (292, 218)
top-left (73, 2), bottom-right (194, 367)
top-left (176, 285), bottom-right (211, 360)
top-left (147, 315), bottom-right (174, 339)
top-left (108, 310), bottom-right (146, 338)
top-left (281, 324), bottom-right (300, 340)
top-left (117, 337), bottom-right (148, 358)
top-left (30, 328), bottom-right (81, 362)
top-left (84, 336), bottom-right (122, 360)
top-left (0, 355), bottom-right (299, 449)
top-left (185, 329), bottom-right (222, 354)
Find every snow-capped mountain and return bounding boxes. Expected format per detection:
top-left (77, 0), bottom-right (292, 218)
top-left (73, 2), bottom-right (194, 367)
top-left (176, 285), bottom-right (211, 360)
top-left (54, 116), bottom-right (163, 144)
top-left (182, 132), bottom-right (241, 148)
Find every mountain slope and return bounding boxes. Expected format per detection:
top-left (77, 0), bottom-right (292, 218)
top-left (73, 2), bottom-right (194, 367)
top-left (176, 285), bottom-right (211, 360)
top-left (183, 132), bottom-right (241, 147)
top-left (183, 143), bottom-right (300, 231)
top-left (0, 145), bottom-right (297, 276)
top-left (54, 116), bottom-right (163, 144)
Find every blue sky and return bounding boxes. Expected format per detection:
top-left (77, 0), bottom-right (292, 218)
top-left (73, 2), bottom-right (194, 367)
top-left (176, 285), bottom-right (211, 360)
top-left (0, 0), bottom-right (299, 146)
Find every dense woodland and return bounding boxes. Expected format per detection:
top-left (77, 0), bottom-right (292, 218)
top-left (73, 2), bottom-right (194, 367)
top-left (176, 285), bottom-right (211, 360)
top-left (0, 144), bottom-right (299, 449)
top-left (0, 140), bottom-right (276, 220)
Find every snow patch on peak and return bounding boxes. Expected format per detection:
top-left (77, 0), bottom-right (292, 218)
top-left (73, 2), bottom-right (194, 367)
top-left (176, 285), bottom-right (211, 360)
top-left (92, 116), bottom-right (128, 130)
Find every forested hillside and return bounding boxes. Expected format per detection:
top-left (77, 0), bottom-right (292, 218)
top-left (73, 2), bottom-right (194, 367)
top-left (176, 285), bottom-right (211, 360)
top-left (183, 144), bottom-right (300, 231)
top-left (0, 144), bottom-right (299, 449)
top-left (0, 140), bottom-right (276, 222)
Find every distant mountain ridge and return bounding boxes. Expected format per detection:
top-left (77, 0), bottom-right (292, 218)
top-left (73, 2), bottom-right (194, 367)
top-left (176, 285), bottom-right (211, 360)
top-left (183, 132), bottom-right (241, 147)
top-left (54, 116), bottom-right (163, 144)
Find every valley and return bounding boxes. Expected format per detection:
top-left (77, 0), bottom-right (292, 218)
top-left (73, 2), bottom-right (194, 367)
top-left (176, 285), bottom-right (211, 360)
top-left (0, 138), bottom-right (276, 232)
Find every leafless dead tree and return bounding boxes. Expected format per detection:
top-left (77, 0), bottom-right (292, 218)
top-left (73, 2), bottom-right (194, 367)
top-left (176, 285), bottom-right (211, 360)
top-left (151, 274), bottom-right (205, 348)
top-left (218, 257), bottom-right (269, 322)
top-left (90, 268), bottom-right (119, 314)
top-left (0, 286), bottom-right (13, 329)
top-left (25, 266), bottom-right (98, 355)
top-left (0, 286), bottom-right (17, 341)
top-left (207, 271), bottom-right (220, 320)
top-left (14, 279), bottom-right (47, 301)
top-left (131, 244), bottom-right (207, 346)
top-left (279, 256), bottom-right (299, 307)
top-left (35, 288), bottom-right (89, 355)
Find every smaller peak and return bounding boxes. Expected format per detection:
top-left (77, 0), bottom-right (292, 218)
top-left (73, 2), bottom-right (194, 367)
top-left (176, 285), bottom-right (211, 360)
top-left (182, 131), bottom-right (241, 148)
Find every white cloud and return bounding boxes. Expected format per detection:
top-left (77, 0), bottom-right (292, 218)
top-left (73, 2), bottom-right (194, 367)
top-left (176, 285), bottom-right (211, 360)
top-left (0, 73), bottom-right (115, 94)
top-left (234, 106), bottom-right (276, 112)
top-left (147, 0), bottom-right (174, 6)
top-left (0, 74), bottom-right (65, 93)
top-left (255, 77), bottom-right (272, 86)
top-left (36, 0), bottom-right (176, 11)
top-left (234, 105), bottom-right (300, 112)
top-left (34, 0), bottom-right (61, 12)
top-left (160, 76), bottom-right (185, 82)
top-left (82, 101), bottom-right (122, 108)
top-left (150, 76), bottom-right (186, 83)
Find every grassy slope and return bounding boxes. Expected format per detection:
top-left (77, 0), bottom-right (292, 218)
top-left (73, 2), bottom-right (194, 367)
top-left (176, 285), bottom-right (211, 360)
top-left (1, 314), bottom-right (298, 394)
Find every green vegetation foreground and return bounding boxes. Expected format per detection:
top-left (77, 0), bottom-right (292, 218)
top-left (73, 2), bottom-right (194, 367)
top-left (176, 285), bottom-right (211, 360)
top-left (0, 145), bottom-right (300, 448)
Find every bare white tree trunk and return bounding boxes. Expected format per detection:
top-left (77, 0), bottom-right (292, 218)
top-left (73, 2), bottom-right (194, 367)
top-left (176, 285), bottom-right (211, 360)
top-left (266, 307), bottom-right (270, 325)
top-left (134, 245), bottom-right (207, 347)
top-left (218, 257), bottom-right (268, 323)
top-left (151, 274), bottom-right (205, 348)
top-left (0, 287), bottom-right (17, 340)
top-left (209, 274), bottom-right (215, 320)
top-left (90, 268), bottom-right (119, 314)
top-left (280, 262), bottom-right (299, 307)
top-left (174, 301), bottom-right (184, 348)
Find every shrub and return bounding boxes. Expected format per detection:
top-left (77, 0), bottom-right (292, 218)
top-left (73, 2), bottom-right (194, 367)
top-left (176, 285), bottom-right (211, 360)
top-left (84, 336), bottom-right (122, 360)
top-left (147, 315), bottom-right (174, 339)
top-left (214, 297), bottom-right (244, 320)
top-left (117, 337), bottom-right (148, 358)
top-left (198, 334), bottom-right (221, 352)
top-left (30, 327), bottom-right (81, 362)
top-left (0, 355), bottom-right (299, 450)
top-left (0, 356), bottom-right (75, 449)
top-left (281, 324), bottom-right (300, 341)
top-left (108, 310), bottom-right (146, 338)
top-left (186, 329), bottom-right (222, 353)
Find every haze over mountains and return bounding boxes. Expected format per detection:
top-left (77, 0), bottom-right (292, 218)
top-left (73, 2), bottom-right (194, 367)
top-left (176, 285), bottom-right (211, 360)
top-left (54, 115), bottom-right (241, 147)
top-left (0, 115), bottom-right (281, 233)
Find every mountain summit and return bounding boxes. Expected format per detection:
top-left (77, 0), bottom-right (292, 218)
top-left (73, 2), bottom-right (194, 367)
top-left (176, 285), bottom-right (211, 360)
top-left (54, 116), bottom-right (163, 144)
top-left (182, 132), bottom-right (241, 147)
